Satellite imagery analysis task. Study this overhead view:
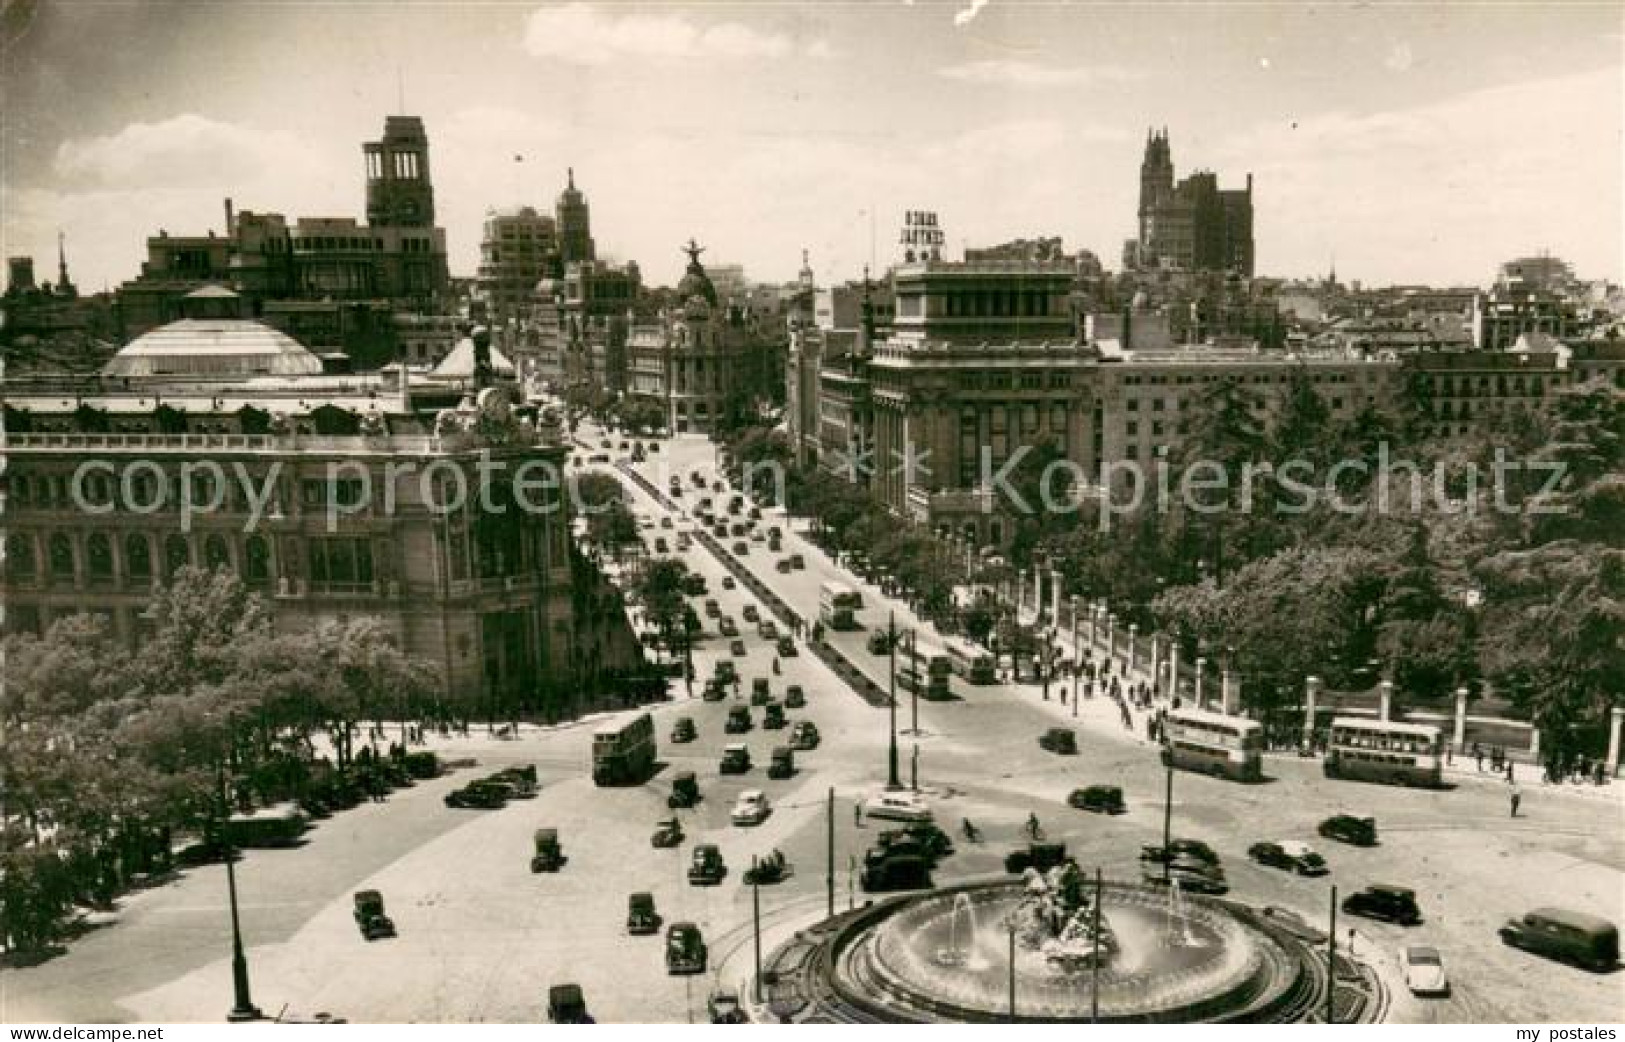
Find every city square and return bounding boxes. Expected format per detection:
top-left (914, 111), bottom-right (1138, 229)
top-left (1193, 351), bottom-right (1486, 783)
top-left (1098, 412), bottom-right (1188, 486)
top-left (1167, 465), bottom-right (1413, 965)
top-left (3, 1), bottom-right (1623, 1029)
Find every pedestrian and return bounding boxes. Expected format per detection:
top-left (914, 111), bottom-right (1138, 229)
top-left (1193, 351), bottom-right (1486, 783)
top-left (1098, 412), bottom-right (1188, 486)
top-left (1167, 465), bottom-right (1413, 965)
top-left (1474, 743), bottom-right (1484, 772)
top-left (1509, 783), bottom-right (1522, 818)
top-left (854, 802), bottom-right (863, 828)
top-left (1506, 760), bottom-right (1515, 783)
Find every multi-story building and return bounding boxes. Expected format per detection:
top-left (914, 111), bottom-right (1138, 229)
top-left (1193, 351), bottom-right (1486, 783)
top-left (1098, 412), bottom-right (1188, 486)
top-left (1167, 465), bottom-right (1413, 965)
top-left (117, 115), bottom-right (451, 340)
top-left (1473, 286), bottom-right (1584, 351)
top-left (476, 207), bottom-right (559, 331)
top-left (532, 260), bottom-right (640, 394)
top-left (1129, 128), bottom-right (1254, 276)
top-left (2, 296), bottom-right (647, 718)
top-left (555, 169), bottom-right (595, 266)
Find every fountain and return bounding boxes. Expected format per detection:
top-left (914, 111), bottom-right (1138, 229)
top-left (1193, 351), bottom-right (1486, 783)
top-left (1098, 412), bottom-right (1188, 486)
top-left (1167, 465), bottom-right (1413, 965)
top-left (825, 875), bottom-right (1313, 1022)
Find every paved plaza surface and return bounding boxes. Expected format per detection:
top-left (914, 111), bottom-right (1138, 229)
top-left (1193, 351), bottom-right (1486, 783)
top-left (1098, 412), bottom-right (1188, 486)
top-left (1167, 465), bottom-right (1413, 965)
top-left (6, 427), bottom-right (1622, 1024)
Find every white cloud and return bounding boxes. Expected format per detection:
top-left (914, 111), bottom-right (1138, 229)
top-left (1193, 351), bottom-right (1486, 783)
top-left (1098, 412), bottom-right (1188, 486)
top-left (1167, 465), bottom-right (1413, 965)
top-left (52, 113), bottom-right (323, 191)
top-left (522, 3), bottom-right (824, 65)
top-left (937, 59), bottom-right (1143, 88)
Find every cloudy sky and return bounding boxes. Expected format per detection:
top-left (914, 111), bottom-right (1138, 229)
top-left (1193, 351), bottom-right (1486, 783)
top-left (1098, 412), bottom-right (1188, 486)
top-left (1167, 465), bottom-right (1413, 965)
top-left (3, 1), bottom-right (1620, 292)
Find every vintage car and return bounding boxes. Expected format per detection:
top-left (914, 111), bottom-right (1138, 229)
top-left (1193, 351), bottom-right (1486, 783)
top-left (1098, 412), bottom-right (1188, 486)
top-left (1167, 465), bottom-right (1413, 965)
top-left (1499, 908), bottom-right (1619, 972)
top-left (777, 636), bottom-right (797, 657)
top-left (742, 604), bottom-right (760, 623)
top-left (758, 620), bottom-right (779, 641)
top-left (668, 771), bottom-right (700, 809)
top-left (666, 922), bottom-right (709, 974)
top-left (719, 617), bottom-right (739, 637)
top-left (1004, 842), bottom-right (1073, 876)
top-left (721, 575), bottom-right (736, 590)
top-left (1140, 838), bottom-right (1222, 868)
top-left (530, 828), bottom-right (565, 872)
top-left (730, 639), bottom-right (747, 657)
top-left (547, 984), bottom-right (592, 1024)
top-left (730, 790), bottom-right (772, 826)
top-left (751, 677), bottom-right (772, 704)
top-left (688, 844), bottom-right (726, 885)
top-left (443, 780), bottom-right (508, 809)
top-left (789, 721), bottom-right (821, 751)
top-left (651, 817), bottom-right (685, 848)
top-left (702, 678), bottom-right (728, 702)
top-left (708, 989), bottom-right (745, 1024)
top-left (863, 790), bottom-right (933, 823)
top-left (1144, 856), bottom-right (1228, 895)
top-left (1039, 728), bottom-right (1079, 755)
top-left (1319, 814), bottom-right (1378, 847)
top-left (352, 890), bottom-right (396, 940)
top-left (719, 744), bottom-right (752, 775)
top-left (784, 685), bottom-right (807, 709)
top-left (1342, 884), bottom-right (1422, 925)
top-left (767, 746), bottom-right (795, 780)
top-left (861, 851), bottom-right (932, 893)
top-left (725, 706), bottom-right (753, 734)
top-left (1401, 946), bottom-right (1450, 996)
top-left (762, 702), bottom-right (787, 730)
top-left (877, 821), bottom-right (954, 864)
top-left (670, 716), bottom-right (698, 743)
top-left (1248, 840), bottom-right (1329, 876)
top-left (1068, 785), bottom-right (1126, 814)
top-left (626, 891), bottom-right (662, 936)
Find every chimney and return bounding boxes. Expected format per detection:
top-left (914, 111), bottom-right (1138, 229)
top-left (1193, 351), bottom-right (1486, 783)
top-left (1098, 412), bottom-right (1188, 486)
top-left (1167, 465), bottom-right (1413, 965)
top-left (224, 197), bottom-right (235, 237)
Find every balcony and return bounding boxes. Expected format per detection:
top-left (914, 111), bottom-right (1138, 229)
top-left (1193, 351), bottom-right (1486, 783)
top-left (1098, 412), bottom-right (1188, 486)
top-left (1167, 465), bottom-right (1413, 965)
top-left (907, 485), bottom-right (996, 520)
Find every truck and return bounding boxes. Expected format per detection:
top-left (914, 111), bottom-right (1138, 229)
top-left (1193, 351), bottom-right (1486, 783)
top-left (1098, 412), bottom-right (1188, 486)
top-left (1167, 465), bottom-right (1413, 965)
top-left (592, 713), bottom-right (657, 787)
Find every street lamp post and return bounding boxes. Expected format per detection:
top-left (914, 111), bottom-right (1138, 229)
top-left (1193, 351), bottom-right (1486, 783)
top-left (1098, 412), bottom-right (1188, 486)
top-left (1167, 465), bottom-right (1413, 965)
top-left (908, 629), bottom-right (920, 735)
top-left (216, 754), bottom-right (262, 1022)
top-left (1041, 628), bottom-right (1053, 701)
top-left (887, 611), bottom-right (901, 789)
top-left (1161, 759), bottom-right (1174, 885)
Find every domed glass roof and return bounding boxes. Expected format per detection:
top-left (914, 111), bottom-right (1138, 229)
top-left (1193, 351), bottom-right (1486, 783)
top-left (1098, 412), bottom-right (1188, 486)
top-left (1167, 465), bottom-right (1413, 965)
top-left (103, 319), bottom-right (324, 379)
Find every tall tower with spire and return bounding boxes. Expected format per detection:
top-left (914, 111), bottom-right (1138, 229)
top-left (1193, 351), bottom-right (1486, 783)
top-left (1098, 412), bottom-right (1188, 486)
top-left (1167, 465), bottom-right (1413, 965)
top-left (1138, 127), bottom-right (1174, 242)
top-left (55, 231), bottom-right (77, 299)
top-left (556, 168), bottom-right (595, 265)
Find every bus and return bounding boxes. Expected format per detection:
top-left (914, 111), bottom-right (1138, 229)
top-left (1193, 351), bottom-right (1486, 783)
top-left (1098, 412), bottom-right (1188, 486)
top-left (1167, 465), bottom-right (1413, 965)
top-left (1160, 707), bottom-right (1264, 782)
top-left (901, 642), bottom-right (953, 699)
top-left (223, 803), bottom-right (309, 848)
top-left (1323, 717), bottom-right (1443, 788)
top-left (819, 582), bottom-right (863, 631)
top-left (946, 641), bottom-right (997, 685)
top-left (593, 712), bottom-right (657, 786)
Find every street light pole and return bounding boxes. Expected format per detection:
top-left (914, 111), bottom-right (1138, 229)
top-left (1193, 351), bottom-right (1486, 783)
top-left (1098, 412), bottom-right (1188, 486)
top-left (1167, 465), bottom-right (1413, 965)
top-left (908, 629), bottom-right (919, 735)
top-left (217, 757), bottom-right (261, 1023)
top-left (887, 611), bottom-right (901, 789)
top-left (1161, 760), bottom-right (1174, 885)
top-left (1327, 885), bottom-right (1338, 1024)
top-left (752, 859), bottom-right (763, 1004)
top-left (1007, 918), bottom-right (1017, 1022)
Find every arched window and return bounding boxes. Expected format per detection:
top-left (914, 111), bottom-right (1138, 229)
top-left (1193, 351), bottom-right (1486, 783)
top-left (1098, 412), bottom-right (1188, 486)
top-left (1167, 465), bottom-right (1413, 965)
top-left (204, 533), bottom-right (230, 571)
top-left (6, 533), bottom-right (36, 579)
top-left (245, 536), bottom-right (272, 584)
top-left (165, 535), bottom-right (190, 579)
top-left (87, 533), bottom-right (114, 580)
top-left (49, 533), bottom-right (75, 580)
top-left (126, 534), bottom-right (152, 581)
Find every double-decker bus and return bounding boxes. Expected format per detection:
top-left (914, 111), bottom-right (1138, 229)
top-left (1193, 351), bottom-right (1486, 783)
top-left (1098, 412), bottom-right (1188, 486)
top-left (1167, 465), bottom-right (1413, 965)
top-left (819, 582), bottom-right (863, 631)
top-left (1160, 707), bottom-right (1264, 781)
top-left (592, 712), bottom-right (657, 786)
top-left (1323, 717), bottom-right (1443, 788)
top-left (898, 641), bottom-right (953, 699)
top-left (945, 641), bottom-right (997, 685)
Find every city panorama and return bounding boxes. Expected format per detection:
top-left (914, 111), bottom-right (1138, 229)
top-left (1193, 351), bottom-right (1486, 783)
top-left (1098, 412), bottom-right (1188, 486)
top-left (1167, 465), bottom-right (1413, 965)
top-left (2, 0), bottom-right (1621, 1030)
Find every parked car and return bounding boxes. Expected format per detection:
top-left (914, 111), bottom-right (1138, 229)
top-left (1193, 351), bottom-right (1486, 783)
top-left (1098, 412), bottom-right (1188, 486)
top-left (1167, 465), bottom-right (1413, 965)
top-left (725, 706), bottom-right (753, 734)
top-left (668, 771), bottom-right (700, 808)
top-left (775, 559), bottom-right (792, 573)
top-left (732, 541), bottom-right (749, 555)
top-left (1248, 840), bottom-right (1329, 876)
top-left (352, 890), bottom-right (396, 940)
top-left (702, 678), bottom-right (728, 702)
top-left (785, 684), bottom-right (806, 708)
top-left (881, 822), bottom-right (954, 864)
top-left (1039, 727), bottom-right (1078, 755)
top-left (762, 702), bottom-right (787, 729)
top-left (758, 619), bottom-right (779, 640)
top-left (1067, 785), bottom-right (1125, 815)
top-left (1401, 946), bottom-right (1449, 996)
top-left (789, 553), bottom-right (805, 570)
top-left (665, 922), bottom-right (708, 974)
top-left (627, 892), bottom-right (661, 935)
top-left (767, 746), bottom-right (795, 779)
top-left (789, 720), bottom-right (821, 750)
top-left (730, 639), bottom-right (747, 657)
top-left (708, 989), bottom-right (745, 1024)
top-left (867, 631), bottom-right (893, 655)
top-left (530, 828), bottom-right (564, 872)
top-left (1319, 814), bottom-right (1378, 846)
top-left (743, 605), bottom-right (760, 623)
top-left (721, 576), bottom-right (736, 589)
top-left (670, 716), bottom-right (697, 743)
top-left (864, 790), bottom-right (933, 822)
top-left (861, 851), bottom-right (933, 893)
top-left (751, 677), bottom-right (771, 704)
top-left (1342, 884), bottom-right (1422, 925)
top-left (777, 636), bottom-right (797, 657)
top-left (651, 817), bottom-right (685, 849)
top-left (714, 660), bottom-right (737, 683)
top-left (547, 984), bottom-right (591, 1024)
top-left (1147, 857), bottom-right (1228, 895)
top-left (720, 744), bottom-right (753, 775)
top-left (1499, 908), bottom-right (1619, 971)
top-left (731, 790), bottom-right (772, 826)
top-left (1140, 838), bottom-right (1221, 868)
top-left (1004, 841), bottom-right (1073, 875)
top-left (444, 781), bottom-right (507, 809)
top-left (688, 844), bottom-right (726, 885)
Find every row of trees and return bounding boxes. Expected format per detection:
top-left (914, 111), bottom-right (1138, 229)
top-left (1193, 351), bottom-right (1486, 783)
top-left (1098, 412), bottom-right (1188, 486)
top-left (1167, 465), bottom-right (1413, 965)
top-left (2, 567), bottom-right (437, 953)
top-left (715, 369), bottom-right (1625, 763)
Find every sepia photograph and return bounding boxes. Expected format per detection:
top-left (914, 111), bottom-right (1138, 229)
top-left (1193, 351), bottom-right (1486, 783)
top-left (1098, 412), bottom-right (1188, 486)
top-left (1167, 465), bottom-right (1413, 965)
top-left (1, 0), bottom-right (1621, 1029)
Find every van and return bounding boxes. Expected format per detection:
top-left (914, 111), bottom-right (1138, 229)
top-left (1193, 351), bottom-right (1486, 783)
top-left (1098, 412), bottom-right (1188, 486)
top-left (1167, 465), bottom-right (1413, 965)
top-left (1500, 908), bottom-right (1619, 971)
